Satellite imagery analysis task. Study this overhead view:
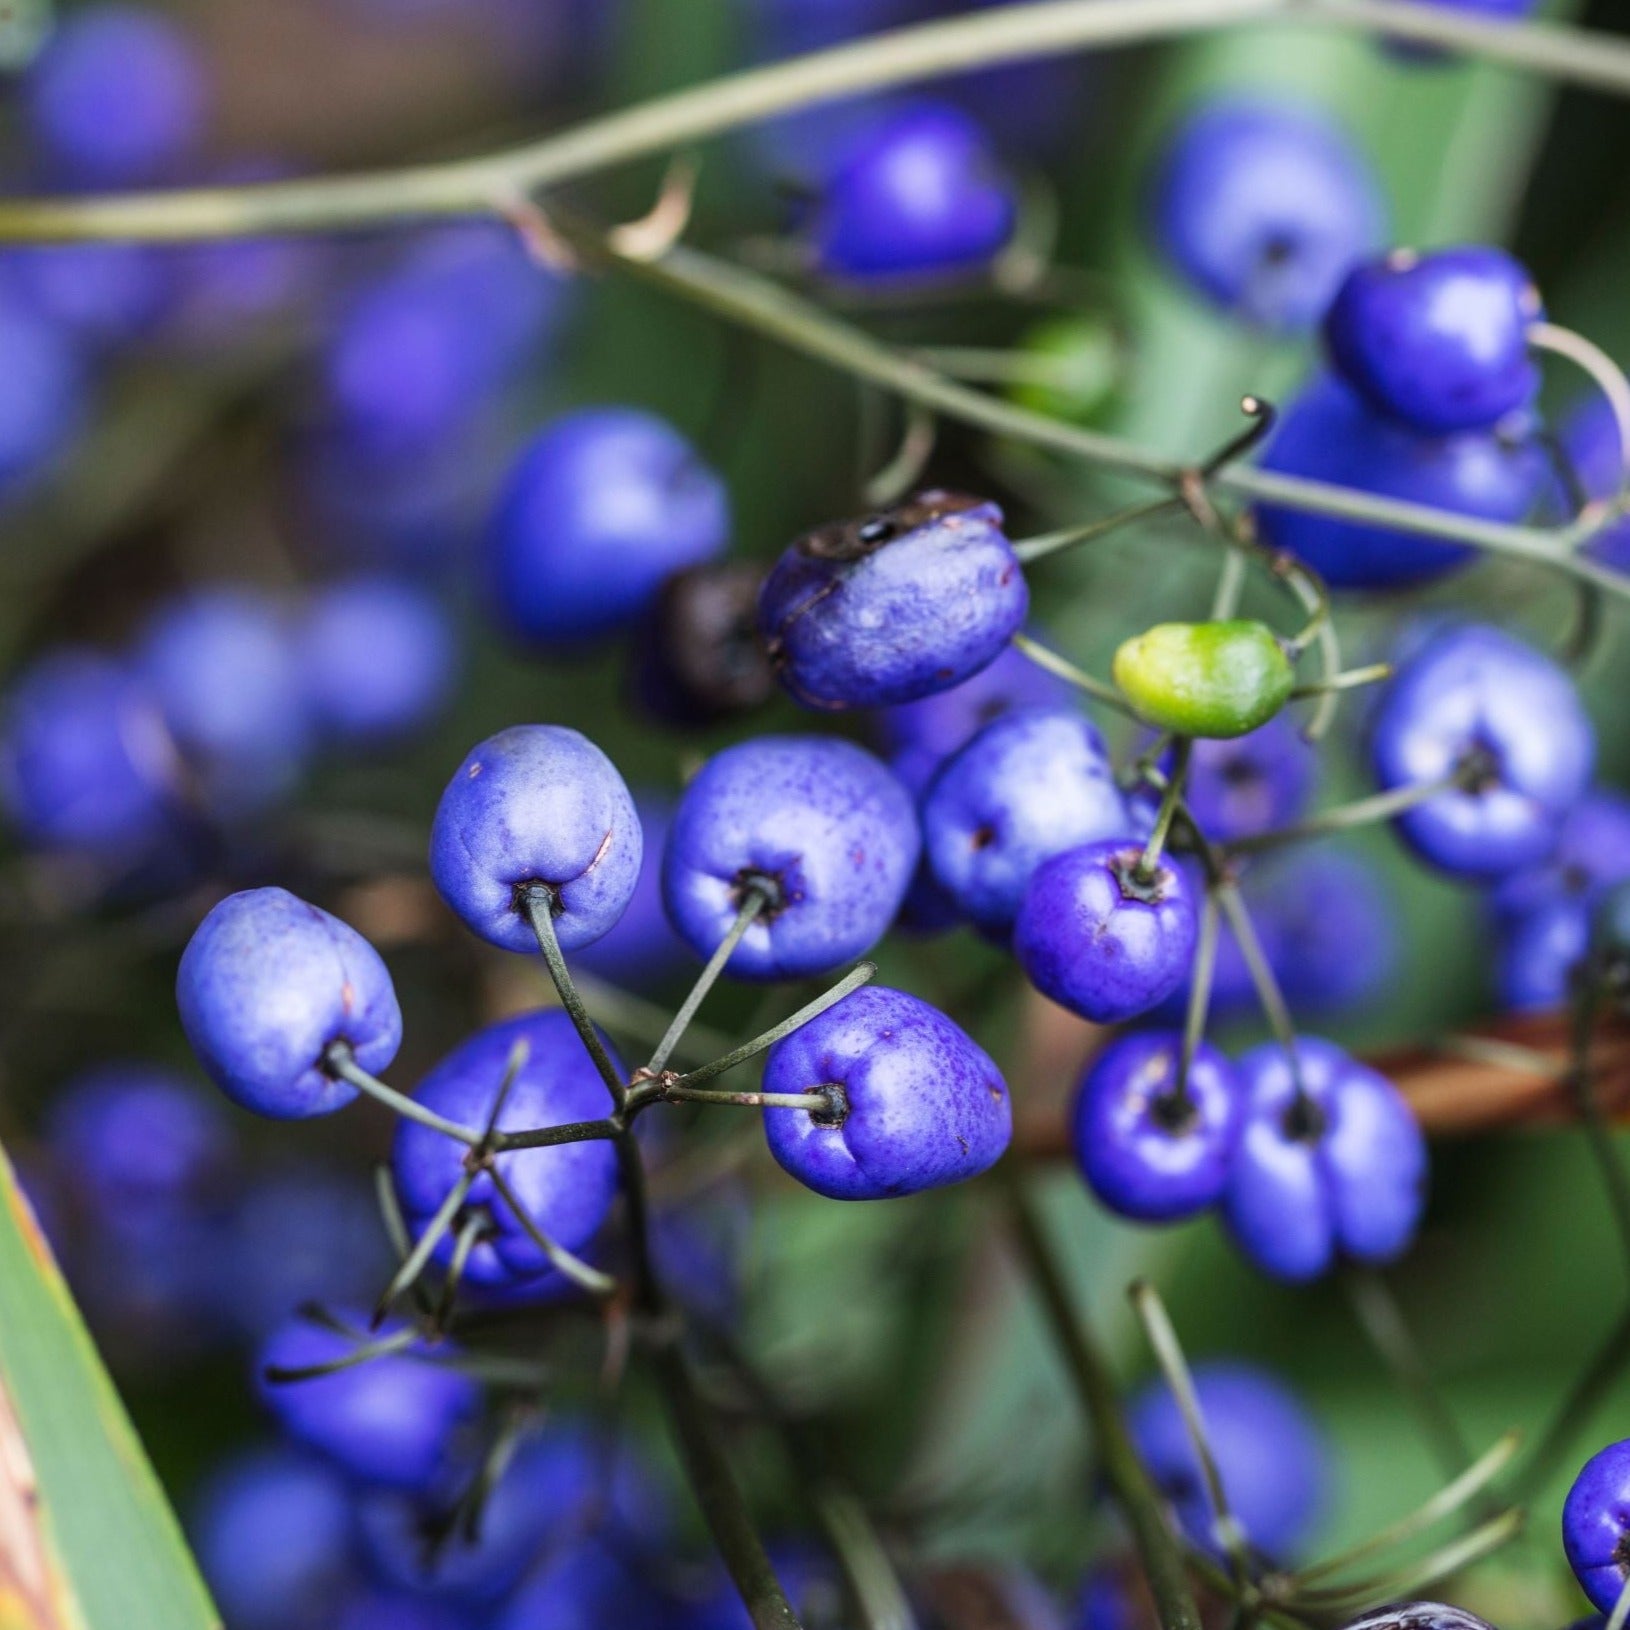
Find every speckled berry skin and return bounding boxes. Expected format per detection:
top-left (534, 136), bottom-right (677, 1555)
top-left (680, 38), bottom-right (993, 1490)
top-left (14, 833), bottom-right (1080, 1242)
top-left (761, 985), bottom-right (1010, 1200)
top-left (1014, 841), bottom-right (1197, 1023)
top-left (1371, 624), bottom-right (1594, 878)
top-left (1128, 1361), bottom-right (1329, 1562)
top-left (1151, 100), bottom-right (1384, 330)
top-left (429, 725), bottom-right (641, 954)
top-left (921, 707), bottom-right (1131, 936)
top-left (663, 735), bottom-right (918, 980)
top-left (1224, 1037), bottom-right (1426, 1282)
top-left (573, 796), bottom-right (695, 990)
top-left (1324, 247), bottom-right (1542, 433)
top-left (1565, 1440), bottom-right (1630, 1612)
top-left (1183, 717), bottom-right (1316, 844)
top-left (486, 408), bottom-right (729, 645)
top-left (1495, 895), bottom-right (1588, 1012)
top-left (1492, 790), bottom-right (1630, 922)
top-left (1256, 375), bottom-right (1544, 589)
top-left (177, 887), bottom-right (402, 1119)
top-left (255, 1313), bottom-right (480, 1495)
top-left (393, 1010), bottom-right (621, 1285)
top-left (812, 102), bottom-right (1017, 281)
top-left (1071, 1032), bottom-right (1243, 1223)
top-left (758, 491), bottom-right (1027, 710)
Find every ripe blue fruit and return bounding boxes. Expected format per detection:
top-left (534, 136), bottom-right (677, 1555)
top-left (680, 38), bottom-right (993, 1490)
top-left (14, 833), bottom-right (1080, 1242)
top-left (1494, 895), bottom-right (1587, 1012)
top-left (1180, 717), bottom-right (1316, 844)
top-left (299, 575), bottom-right (457, 747)
top-left (1562, 393), bottom-right (1630, 573)
top-left (1150, 100), bottom-right (1383, 330)
top-left (761, 985), bottom-right (1010, 1199)
top-left (1564, 1440), bottom-right (1630, 1612)
top-left (335, 1591), bottom-right (478, 1630)
top-left (663, 735), bottom-right (918, 980)
top-left (921, 707), bottom-right (1131, 936)
top-left (1491, 789), bottom-right (1630, 922)
top-left (392, 1010), bottom-right (621, 1284)
top-left (1129, 1361), bottom-right (1328, 1561)
top-left (256, 1313), bottom-right (481, 1494)
top-left (758, 490), bottom-right (1028, 710)
top-left (4, 243), bottom-right (173, 348)
top-left (1014, 840), bottom-right (1197, 1024)
top-left (1224, 1037), bottom-right (1426, 1282)
top-left (1255, 374), bottom-right (1544, 589)
top-left (1071, 1032), bottom-right (1243, 1223)
top-left (0, 294), bottom-right (88, 491)
top-left (429, 724), bottom-right (641, 954)
top-left (1324, 246), bottom-right (1542, 433)
top-left (486, 407), bottom-right (729, 644)
top-left (1370, 624), bottom-right (1594, 877)
top-left (0, 648), bottom-right (177, 854)
top-left (1258, 849), bottom-right (1398, 1017)
top-left (177, 886), bottom-right (403, 1118)
top-left (812, 101), bottom-right (1017, 281)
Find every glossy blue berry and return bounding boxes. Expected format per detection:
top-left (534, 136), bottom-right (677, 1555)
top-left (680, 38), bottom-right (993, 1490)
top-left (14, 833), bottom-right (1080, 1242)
top-left (1150, 100), bottom-right (1384, 330)
top-left (256, 1313), bottom-right (480, 1494)
top-left (1182, 717), bottom-right (1315, 845)
top-left (1491, 789), bottom-right (1630, 922)
top-left (762, 985), bottom-right (1010, 1200)
top-left (1071, 1032), bottom-right (1243, 1223)
top-left (1129, 1361), bottom-right (1328, 1561)
top-left (1565, 1440), bottom-right (1630, 1613)
top-left (1371, 624), bottom-right (1594, 877)
top-left (26, 4), bottom-right (207, 186)
top-left (1324, 246), bottom-right (1542, 433)
top-left (1495, 896), bottom-right (1587, 1012)
top-left (1255, 374), bottom-right (1544, 589)
top-left (393, 1010), bottom-right (621, 1284)
top-left (191, 1448), bottom-right (354, 1630)
top-left (0, 294), bottom-right (88, 491)
top-left (1224, 1037), bottom-right (1426, 1282)
top-left (0, 649), bottom-right (177, 854)
top-left (922, 707), bottom-right (1131, 936)
top-left (299, 575), bottom-right (457, 747)
top-left (177, 886), bottom-right (403, 1118)
top-left (663, 735), bottom-right (918, 980)
top-left (429, 724), bottom-right (641, 954)
top-left (812, 101), bottom-right (1017, 281)
top-left (758, 491), bottom-right (1027, 710)
top-left (1014, 840), bottom-right (1198, 1023)
top-left (486, 408), bottom-right (730, 644)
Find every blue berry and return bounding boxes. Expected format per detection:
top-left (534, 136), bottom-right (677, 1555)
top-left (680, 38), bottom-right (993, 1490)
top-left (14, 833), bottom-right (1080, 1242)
top-left (1565, 1440), bottom-right (1630, 1613)
top-left (1495, 895), bottom-right (1588, 1012)
top-left (0, 294), bottom-right (88, 491)
top-left (1074, 1567), bottom-right (1138, 1630)
top-left (492, 1542), bottom-right (662, 1630)
top-left (1324, 246), bottom-right (1542, 433)
top-left (0, 649), bottom-right (176, 854)
top-left (812, 101), bottom-right (1017, 281)
top-left (1224, 1037), bottom-right (1426, 1282)
top-left (191, 1448), bottom-right (354, 1630)
top-left (1150, 100), bottom-right (1384, 330)
top-left (177, 886), bottom-right (403, 1118)
top-left (335, 1591), bottom-right (478, 1630)
top-left (663, 735), bottom-right (918, 980)
top-left (429, 725), bottom-right (641, 954)
top-left (1371, 624), bottom-right (1594, 877)
top-left (1562, 394), bottom-right (1630, 573)
top-left (1071, 1032), bottom-right (1243, 1223)
top-left (1181, 717), bottom-right (1315, 845)
top-left (1261, 850), bottom-right (1398, 1016)
top-left (573, 796), bottom-right (696, 990)
top-left (1128, 1361), bottom-right (1328, 1561)
top-left (392, 1010), bottom-right (621, 1284)
top-left (758, 491), bottom-right (1028, 709)
top-left (486, 408), bottom-right (729, 644)
top-left (299, 575), bottom-right (457, 747)
top-left (1255, 374), bottom-right (1544, 589)
top-left (1014, 840), bottom-right (1198, 1024)
top-left (4, 243), bottom-right (172, 348)
top-left (762, 985), bottom-right (1010, 1199)
top-left (256, 1313), bottom-right (480, 1494)
top-left (921, 707), bottom-right (1131, 936)
top-left (1491, 789), bottom-right (1630, 922)
top-left (26, 4), bottom-right (207, 186)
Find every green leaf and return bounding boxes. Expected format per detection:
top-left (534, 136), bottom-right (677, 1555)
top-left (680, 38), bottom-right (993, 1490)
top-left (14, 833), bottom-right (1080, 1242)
top-left (0, 1139), bottom-right (217, 1630)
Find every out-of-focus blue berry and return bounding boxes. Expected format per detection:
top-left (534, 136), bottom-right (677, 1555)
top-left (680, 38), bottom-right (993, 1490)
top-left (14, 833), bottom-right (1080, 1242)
top-left (1255, 374), bottom-right (1543, 589)
top-left (491, 1540), bottom-right (663, 1630)
top-left (429, 724), bottom-right (642, 954)
top-left (663, 735), bottom-right (918, 980)
top-left (759, 491), bottom-right (1027, 710)
top-left (1262, 849), bottom-right (1398, 1016)
top-left (812, 101), bottom-right (1017, 281)
top-left (1183, 717), bottom-right (1315, 844)
top-left (4, 243), bottom-right (172, 348)
top-left (1128, 1360), bottom-right (1329, 1561)
top-left (1565, 1439), bottom-right (1630, 1613)
top-left (485, 407), bottom-right (729, 645)
top-left (177, 886), bottom-right (403, 1118)
top-left (573, 796), bottom-right (696, 990)
top-left (1562, 393), bottom-right (1630, 573)
top-left (0, 648), bottom-right (177, 854)
top-left (1492, 790), bottom-right (1630, 922)
top-left (333, 1589), bottom-right (477, 1630)
top-left (192, 1447), bottom-right (355, 1630)
top-left (1495, 896), bottom-right (1587, 1012)
top-left (0, 293), bottom-right (88, 492)
top-left (1074, 1567), bottom-right (1139, 1630)
top-left (1150, 100), bottom-right (1384, 330)
top-left (299, 575), bottom-right (457, 748)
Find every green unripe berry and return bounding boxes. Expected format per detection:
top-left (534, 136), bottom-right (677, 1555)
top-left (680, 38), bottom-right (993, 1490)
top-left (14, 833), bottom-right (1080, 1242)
top-left (1112, 619), bottom-right (1295, 739)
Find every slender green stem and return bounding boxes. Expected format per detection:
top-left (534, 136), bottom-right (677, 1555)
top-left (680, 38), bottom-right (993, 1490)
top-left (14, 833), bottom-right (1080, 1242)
top-left (491, 1117), bottom-right (620, 1153)
top-left (1517, 1302), bottom-right (1630, 1499)
top-left (522, 884), bottom-right (627, 1107)
top-left (1606, 1573), bottom-right (1630, 1630)
top-left (1288, 663), bottom-right (1391, 700)
top-left (1013, 496), bottom-right (1185, 564)
top-left (647, 885), bottom-right (771, 1077)
top-left (264, 1325), bottom-right (419, 1382)
top-left (1173, 890), bottom-right (1220, 1113)
top-left (1222, 774), bottom-right (1461, 859)
top-left (1209, 551), bottom-right (1247, 621)
top-left (484, 1166), bottom-right (618, 1299)
top-left (661, 1084), bottom-right (842, 1113)
top-left (1293, 1509), bottom-right (1523, 1610)
top-left (373, 1171), bottom-right (474, 1325)
top-left (1011, 632), bottom-right (1134, 715)
top-left (434, 1212), bottom-right (486, 1333)
top-left (325, 1043), bottom-right (482, 1146)
top-left (1212, 882), bottom-right (1300, 1078)
top-left (1137, 739), bottom-right (1191, 881)
top-left (569, 967), bottom-right (736, 1066)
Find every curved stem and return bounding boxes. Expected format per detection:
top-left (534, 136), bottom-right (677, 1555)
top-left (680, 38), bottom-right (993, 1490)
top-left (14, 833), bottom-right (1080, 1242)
top-left (1137, 739), bottom-right (1191, 881)
top-left (484, 1167), bottom-right (618, 1298)
top-left (1221, 774), bottom-right (1460, 859)
top-left (1530, 321), bottom-right (1630, 505)
top-left (522, 884), bottom-right (627, 1108)
top-left (1011, 632), bottom-right (1135, 715)
top-left (1013, 496), bottom-right (1185, 564)
top-left (647, 886), bottom-right (771, 1077)
top-left (373, 1170), bottom-right (474, 1325)
top-left (325, 1042), bottom-right (483, 1147)
top-left (1173, 890), bottom-right (1221, 1113)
